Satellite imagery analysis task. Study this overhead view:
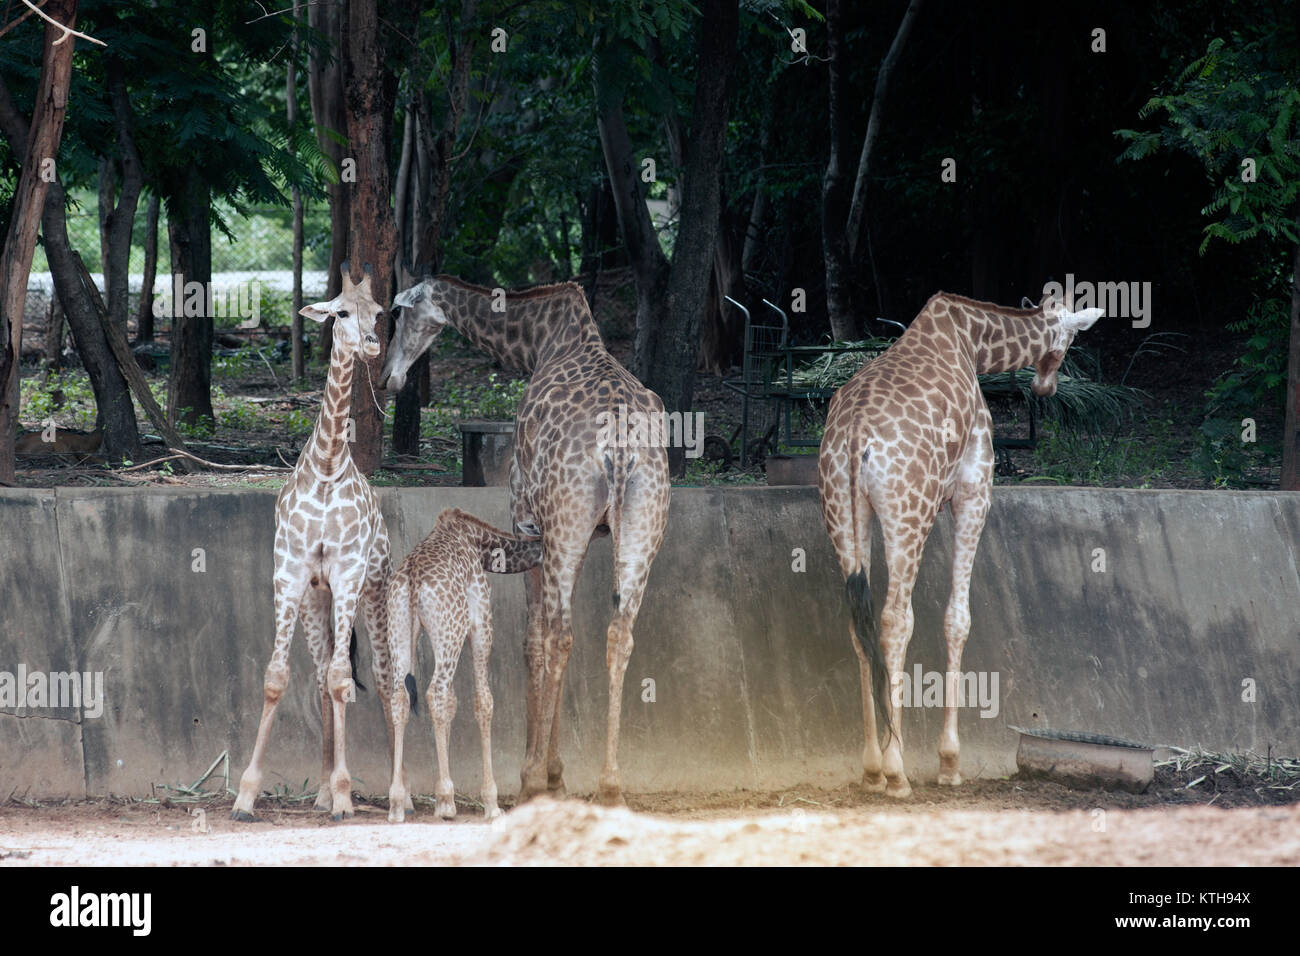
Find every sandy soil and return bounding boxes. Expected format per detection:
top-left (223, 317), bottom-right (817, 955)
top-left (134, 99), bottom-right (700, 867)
top-left (4, 776), bottom-right (1298, 866)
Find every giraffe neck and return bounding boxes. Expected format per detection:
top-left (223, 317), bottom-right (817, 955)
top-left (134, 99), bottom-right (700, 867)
top-left (955, 301), bottom-right (1056, 374)
top-left (431, 279), bottom-right (601, 373)
top-left (305, 337), bottom-right (355, 479)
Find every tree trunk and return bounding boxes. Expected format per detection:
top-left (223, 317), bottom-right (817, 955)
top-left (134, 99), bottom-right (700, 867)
top-left (97, 156), bottom-right (114, 284)
top-left (1282, 225), bottom-right (1299, 490)
top-left (0, 0), bottom-right (80, 482)
top-left (309, 0), bottom-right (350, 358)
top-left (166, 168), bottom-right (214, 428)
top-left (645, 0), bottom-right (739, 475)
top-left (135, 193), bottom-right (159, 342)
top-left (594, 40), bottom-right (671, 378)
top-left (289, 0), bottom-right (304, 380)
top-left (44, 293), bottom-right (64, 372)
top-left (104, 55), bottom-right (144, 341)
top-left (821, 0), bottom-right (860, 341)
top-left (845, 0), bottom-right (924, 263)
top-left (343, 0), bottom-right (399, 475)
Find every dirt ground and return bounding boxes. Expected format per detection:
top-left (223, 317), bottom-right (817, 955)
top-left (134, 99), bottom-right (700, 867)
top-left (4, 771), bottom-right (1298, 866)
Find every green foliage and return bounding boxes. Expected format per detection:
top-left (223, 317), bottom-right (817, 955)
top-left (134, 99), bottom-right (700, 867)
top-left (1117, 35), bottom-right (1300, 255)
top-left (1029, 417), bottom-right (1182, 488)
top-left (19, 373), bottom-right (99, 431)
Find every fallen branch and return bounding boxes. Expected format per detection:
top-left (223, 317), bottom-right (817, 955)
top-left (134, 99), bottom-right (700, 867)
top-left (166, 448), bottom-right (291, 473)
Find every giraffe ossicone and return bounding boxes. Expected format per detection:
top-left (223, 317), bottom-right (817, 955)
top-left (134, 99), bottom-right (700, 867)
top-left (818, 289), bottom-right (1102, 798)
top-left (230, 261), bottom-right (398, 823)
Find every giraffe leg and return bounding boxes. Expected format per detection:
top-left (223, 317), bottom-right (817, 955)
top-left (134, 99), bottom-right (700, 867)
top-left (467, 577), bottom-right (500, 818)
top-left (300, 584), bottom-right (335, 812)
top-left (426, 613), bottom-right (463, 820)
top-left (521, 547), bottom-right (581, 802)
top-left (325, 561), bottom-right (368, 821)
top-left (820, 458), bottom-right (886, 793)
top-left (385, 576), bottom-right (415, 823)
top-left (877, 511), bottom-right (934, 799)
top-left (545, 670), bottom-right (566, 798)
top-left (939, 451), bottom-right (992, 786)
top-left (232, 573), bottom-right (307, 821)
top-left (363, 532), bottom-right (411, 814)
top-left (519, 565), bottom-right (549, 802)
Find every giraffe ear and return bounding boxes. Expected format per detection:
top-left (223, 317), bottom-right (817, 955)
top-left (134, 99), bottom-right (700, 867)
top-left (393, 285), bottom-right (424, 309)
top-left (1062, 307), bottom-right (1103, 331)
top-left (300, 301), bottom-right (333, 324)
top-left (339, 261), bottom-right (354, 295)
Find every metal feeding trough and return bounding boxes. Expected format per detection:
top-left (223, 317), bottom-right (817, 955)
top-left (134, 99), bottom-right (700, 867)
top-left (1013, 727), bottom-right (1155, 793)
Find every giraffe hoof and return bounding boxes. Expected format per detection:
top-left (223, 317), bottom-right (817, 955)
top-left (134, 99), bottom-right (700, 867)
top-left (387, 807), bottom-right (406, 824)
top-left (860, 772), bottom-right (888, 794)
top-left (547, 779), bottom-right (567, 799)
top-left (596, 786), bottom-right (626, 807)
top-left (436, 799), bottom-right (457, 819)
top-left (484, 805), bottom-right (503, 821)
top-left (937, 772), bottom-right (963, 787)
top-left (330, 810), bottom-right (354, 822)
top-left (230, 809), bottom-right (257, 823)
top-left (885, 779), bottom-right (913, 799)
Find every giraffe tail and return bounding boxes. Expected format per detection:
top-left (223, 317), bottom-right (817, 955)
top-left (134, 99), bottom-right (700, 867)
top-left (348, 628), bottom-right (367, 693)
top-left (845, 569), bottom-right (891, 744)
top-left (601, 441), bottom-right (633, 610)
top-left (404, 673), bottom-right (419, 715)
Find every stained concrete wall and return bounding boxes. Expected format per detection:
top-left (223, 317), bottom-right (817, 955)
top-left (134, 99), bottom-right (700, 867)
top-left (1, 486), bottom-right (1297, 799)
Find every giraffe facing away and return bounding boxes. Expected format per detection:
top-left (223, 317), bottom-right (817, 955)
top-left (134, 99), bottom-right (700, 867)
top-left (380, 275), bottom-right (671, 805)
top-left (384, 508), bottom-right (544, 823)
top-left (231, 262), bottom-right (400, 822)
top-left (818, 291), bottom-right (1102, 797)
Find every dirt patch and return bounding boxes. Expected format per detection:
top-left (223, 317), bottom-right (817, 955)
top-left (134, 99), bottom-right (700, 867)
top-left (3, 771), bottom-right (1297, 866)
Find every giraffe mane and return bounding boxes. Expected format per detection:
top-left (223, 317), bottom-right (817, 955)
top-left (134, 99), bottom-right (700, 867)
top-left (433, 274), bottom-right (588, 301)
top-left (927, 291), bottom-right (1045, 316)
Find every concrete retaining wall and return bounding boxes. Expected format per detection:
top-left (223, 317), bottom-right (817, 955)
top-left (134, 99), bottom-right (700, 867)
top-left (1, 486), bottom-right (1297, 799)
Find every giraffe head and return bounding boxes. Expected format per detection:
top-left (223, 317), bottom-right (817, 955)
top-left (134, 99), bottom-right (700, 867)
top-left (300, 261), bottom-right (384, 360)
top-left (1030, 294), bottom-right (1104, 397)
top-left (380, 278), bottom-right (448, 393)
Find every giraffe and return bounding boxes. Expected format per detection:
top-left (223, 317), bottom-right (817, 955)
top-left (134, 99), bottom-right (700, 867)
top-left (818, 290), bottom-right (1102, 798)
top-left (231, 262), bottom-right (399, 822)
top-left (380, 275), bottom-right (670, 805)
top-left (384, 507), bottom-right (544, 823)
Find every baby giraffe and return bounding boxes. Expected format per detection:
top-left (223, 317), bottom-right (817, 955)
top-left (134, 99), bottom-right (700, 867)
top-left (385, 508), bottom-right (542, 822)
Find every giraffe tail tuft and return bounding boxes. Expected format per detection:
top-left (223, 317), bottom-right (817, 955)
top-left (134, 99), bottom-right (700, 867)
top-left (404, 673), bottom-right (419, 715)
top-left (845, 568), bottom-right (892, 744)
top-left (349, 628), bottom-right (366, 693)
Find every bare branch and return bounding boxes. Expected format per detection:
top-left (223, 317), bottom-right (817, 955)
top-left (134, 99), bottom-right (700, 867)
top-left (19, 0), bottom-right (105, 46)
top-left (0, 0), bottom-right (47, 41)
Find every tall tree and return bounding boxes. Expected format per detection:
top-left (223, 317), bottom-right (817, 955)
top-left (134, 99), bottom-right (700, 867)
top-left (822, 0), bottom-right (922, 340)
top-left (595, 0), bottom-right (740, 472)
top-left (0, 0), bottom-right (86, 482)
top-left (343, 0), bottom-right (400, 474)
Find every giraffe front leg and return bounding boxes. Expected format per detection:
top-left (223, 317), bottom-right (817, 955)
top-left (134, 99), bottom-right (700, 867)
top-left (301, 585), bottom-right (335, 811)
top-left (326, 569), bottom-right (367, 821)
top-left (518, 566), bottom-right (550, 802)
top-left (468, 588), bottom-right (501, 818)
top-left (232, 574), bottom-right (307, 821)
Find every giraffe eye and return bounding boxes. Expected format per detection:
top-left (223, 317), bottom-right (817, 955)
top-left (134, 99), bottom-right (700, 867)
top-left (337, 309), bottom-right (349, 318)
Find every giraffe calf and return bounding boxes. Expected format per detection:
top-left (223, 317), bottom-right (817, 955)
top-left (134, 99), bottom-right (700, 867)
top-left (385, 508), bottom-right (542, 822)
